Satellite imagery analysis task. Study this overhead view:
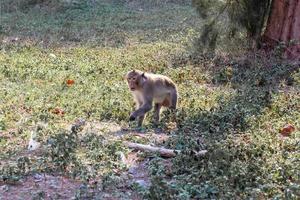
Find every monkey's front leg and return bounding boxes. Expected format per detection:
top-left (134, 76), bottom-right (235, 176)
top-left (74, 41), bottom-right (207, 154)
top-left (129, 103), bottom-right (152, 122)
top-left (133, 100), bottom-right (145, 126)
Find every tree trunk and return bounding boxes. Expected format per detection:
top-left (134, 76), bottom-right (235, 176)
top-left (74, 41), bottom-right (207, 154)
top-left (263, 0), bottom-right (300, 59)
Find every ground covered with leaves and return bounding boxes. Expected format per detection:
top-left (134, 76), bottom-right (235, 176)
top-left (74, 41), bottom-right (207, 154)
top-left (0, 0), bottom-right (299, 199)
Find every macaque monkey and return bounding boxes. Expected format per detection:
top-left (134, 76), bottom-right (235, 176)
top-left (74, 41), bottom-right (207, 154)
top-left (125, 69), bottom-right (178, 127)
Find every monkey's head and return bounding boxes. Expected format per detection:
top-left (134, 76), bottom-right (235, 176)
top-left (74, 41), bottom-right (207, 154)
top-left (125, 70), bottom-right (146, 91)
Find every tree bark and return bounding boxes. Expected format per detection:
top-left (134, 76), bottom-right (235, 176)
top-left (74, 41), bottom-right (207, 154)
top-left (263, 0), bottom-right (300, 59)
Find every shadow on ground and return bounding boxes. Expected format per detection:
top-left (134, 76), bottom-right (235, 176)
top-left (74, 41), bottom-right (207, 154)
top-left (180, 54), bottom-right (299, 140)
top-left (144, 52), bottom-right (300, 199)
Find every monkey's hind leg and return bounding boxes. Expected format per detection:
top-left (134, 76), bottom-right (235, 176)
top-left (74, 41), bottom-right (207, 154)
top-left (138, 115), bottom-right (145, 127)
top-left (170, 89), bottom-right (178, 109)
top-left (154, 103), bottom-right (162, 126)
top-left (168, 90), bottom-right (178, 123)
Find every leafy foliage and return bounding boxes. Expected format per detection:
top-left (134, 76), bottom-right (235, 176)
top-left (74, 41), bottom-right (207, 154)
top-left (44, 130), bottom-right (79, 172)
top-left (192, 0), bottom-right (272, 52)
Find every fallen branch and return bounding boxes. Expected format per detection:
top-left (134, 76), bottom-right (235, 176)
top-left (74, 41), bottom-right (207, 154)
top-left (124, 142), bottom-right (178, 157)
top-left (124, 142), bottom-right (207, 158)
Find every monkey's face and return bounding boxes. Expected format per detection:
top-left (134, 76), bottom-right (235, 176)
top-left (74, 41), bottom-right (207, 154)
top-left (126, 72), bottom-right (140, 91)
top-left (126, 70), bottom-right (146, 91)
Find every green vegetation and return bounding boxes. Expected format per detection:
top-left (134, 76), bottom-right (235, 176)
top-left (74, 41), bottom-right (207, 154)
top-left (192, 0), bottom-right (272, 51)
top-left (0, 0), bottom-right (299, 199)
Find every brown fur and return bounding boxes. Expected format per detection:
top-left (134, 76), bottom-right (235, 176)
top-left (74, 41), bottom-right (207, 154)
top-left (125, 69), bottom-right (178, 126)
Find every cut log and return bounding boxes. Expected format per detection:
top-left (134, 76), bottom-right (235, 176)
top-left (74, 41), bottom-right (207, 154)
top-left (124, 142), bottom-right (207, 158)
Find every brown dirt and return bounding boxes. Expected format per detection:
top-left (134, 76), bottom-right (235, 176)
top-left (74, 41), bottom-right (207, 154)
top-left (0, 174), bottom-right (81, 200)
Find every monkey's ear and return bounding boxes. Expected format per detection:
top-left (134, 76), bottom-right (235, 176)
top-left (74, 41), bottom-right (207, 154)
top-left (140, 72), bottom-right (147, 81)
top-left (137, 72), bottom-right (146, 86)
top-left (142, 72), bottom-right (147, 81)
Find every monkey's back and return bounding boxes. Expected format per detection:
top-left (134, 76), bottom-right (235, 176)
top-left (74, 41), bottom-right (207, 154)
top-left (146, 73), bottom-right (177, 90)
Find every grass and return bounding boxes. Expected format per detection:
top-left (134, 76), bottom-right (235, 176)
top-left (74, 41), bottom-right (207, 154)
top-left (0, 0), bottom-right (300, 199)
top-left (0, 0), bottom-right (199, 47)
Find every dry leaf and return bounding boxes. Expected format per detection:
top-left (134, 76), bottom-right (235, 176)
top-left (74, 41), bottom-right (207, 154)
top-left (280, 124), bottom-right (295, 137)
top-left (66, 79), bottom-right (75, 86)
